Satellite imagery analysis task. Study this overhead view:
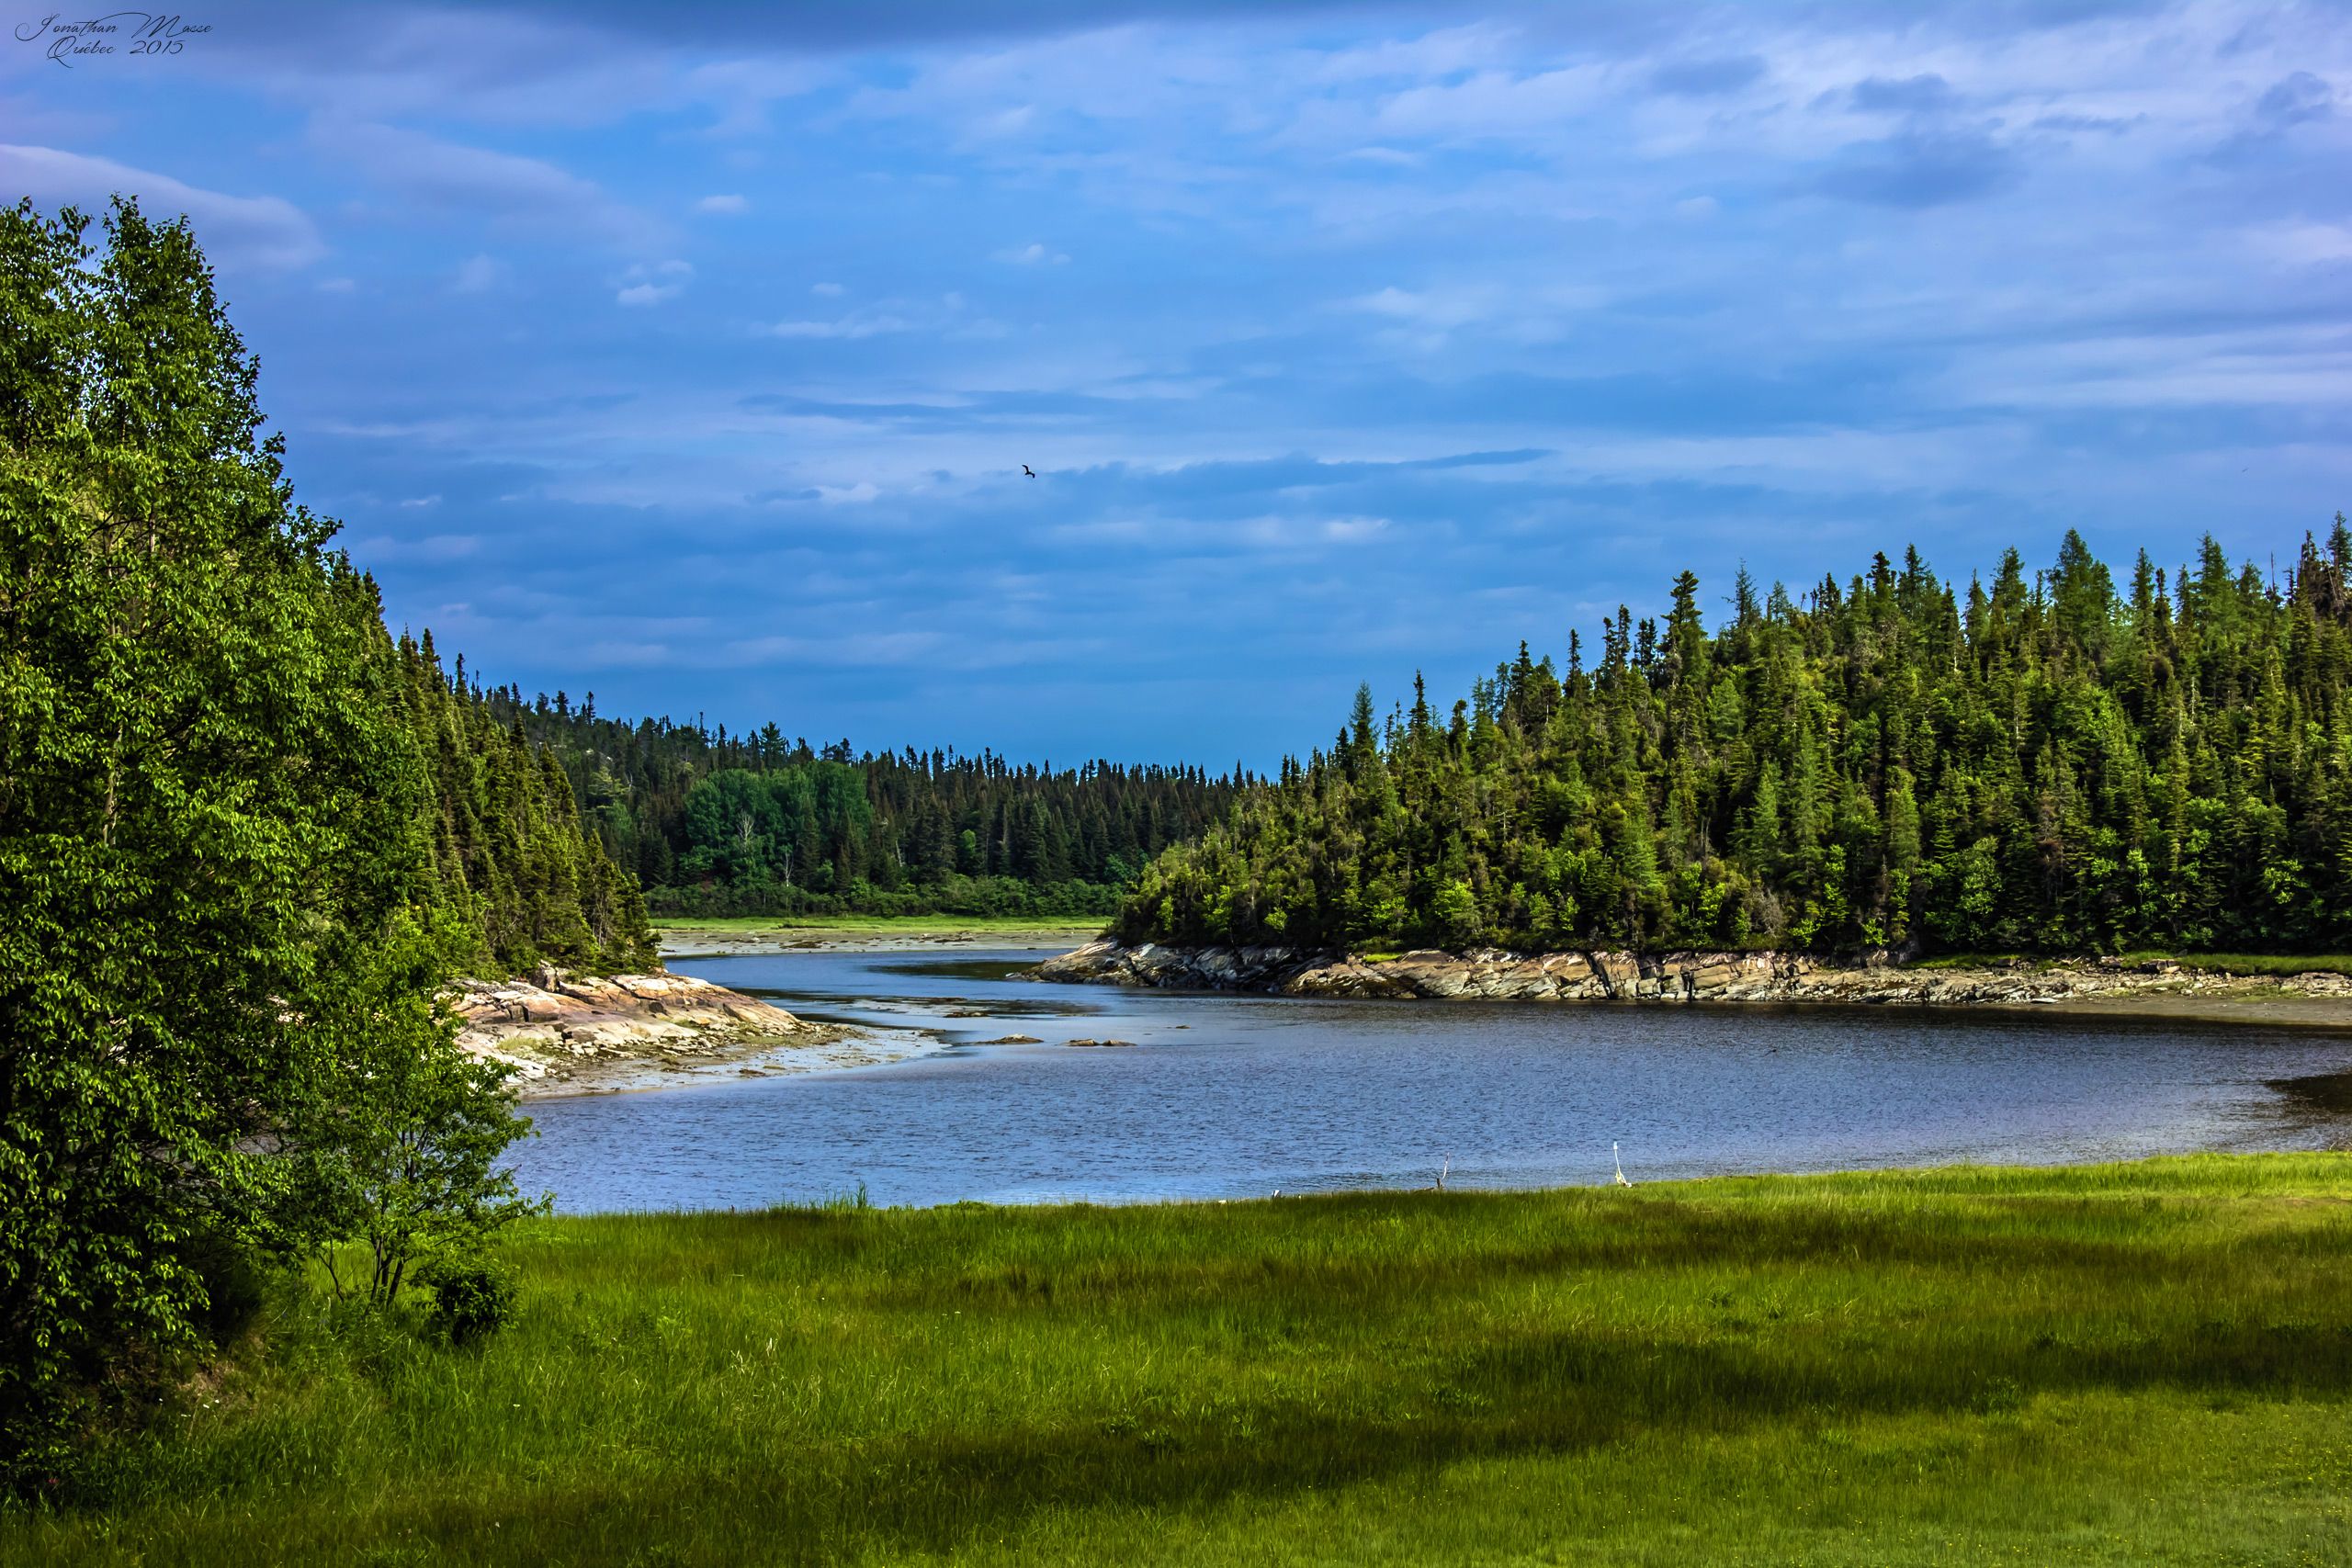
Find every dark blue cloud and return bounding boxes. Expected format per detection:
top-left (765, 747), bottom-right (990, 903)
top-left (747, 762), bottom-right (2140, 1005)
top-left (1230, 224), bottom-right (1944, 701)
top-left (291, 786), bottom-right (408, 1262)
top-left (1848, 73), bottom-right (1957, 116)
top-left (22, 0), bottom-right (2343, 762)
top-left (2030, 111), bottom-right (2137, 133)
top-left (1814, 130), bottom-right (2021, 207)
top-left (2255, 71), bottom-right (2334, 132)
top-left (1649, 55), bottom-right (1767, 97)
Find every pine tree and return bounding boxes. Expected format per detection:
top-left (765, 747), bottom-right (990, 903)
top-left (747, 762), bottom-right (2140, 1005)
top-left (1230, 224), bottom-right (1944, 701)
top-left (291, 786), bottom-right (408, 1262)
top-left (1117, 526), bottom-right (2352, 960)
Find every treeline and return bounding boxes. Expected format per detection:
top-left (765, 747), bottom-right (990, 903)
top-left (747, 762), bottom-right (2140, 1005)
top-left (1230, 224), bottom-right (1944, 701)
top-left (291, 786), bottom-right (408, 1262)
top-left (1121, 526), bottom-right (2352, 957)
top-left (424, 684), bottom-right (1245, 919)
top-left (396, 632), bottom-right (655, 973)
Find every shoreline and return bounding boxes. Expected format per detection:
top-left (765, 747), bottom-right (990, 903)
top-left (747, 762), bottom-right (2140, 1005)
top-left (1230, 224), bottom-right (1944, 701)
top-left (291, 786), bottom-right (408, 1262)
top-left (657, 923), bottom-right (1105, 960)
top-left (1034, 941), bottom-right (2352, 1030)
top-left (450, 967), bottom-right (940, 1099)
top-left (462, 931), bottom-right (1102, 1100)
top-left (513, 1022), bottom-right (949, 1100)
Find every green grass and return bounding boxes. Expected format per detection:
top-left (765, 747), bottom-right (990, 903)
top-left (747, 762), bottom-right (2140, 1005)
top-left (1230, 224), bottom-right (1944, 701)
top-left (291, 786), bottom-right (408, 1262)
top-left (2109, 952), bottom-right (2352, 978)
top-left (11, 1156), bottom-right (2352, 1565)
top-left (655, 913), bottom-right (1106, 941)
top-left (1911, 950), bottom-right (2352, 977)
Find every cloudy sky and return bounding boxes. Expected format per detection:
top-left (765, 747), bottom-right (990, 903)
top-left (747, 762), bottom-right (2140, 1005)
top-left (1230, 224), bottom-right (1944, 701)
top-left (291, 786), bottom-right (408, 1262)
top-left (6, 2), bottom-right (2348, 763)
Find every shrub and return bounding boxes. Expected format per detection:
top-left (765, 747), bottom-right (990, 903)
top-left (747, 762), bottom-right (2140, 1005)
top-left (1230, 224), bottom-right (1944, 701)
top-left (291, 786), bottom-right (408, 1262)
top-left (420, 1260), bottom-right (516, 1346)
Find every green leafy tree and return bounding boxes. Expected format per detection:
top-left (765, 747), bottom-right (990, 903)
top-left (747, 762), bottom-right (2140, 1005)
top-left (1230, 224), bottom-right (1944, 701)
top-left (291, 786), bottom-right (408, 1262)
top-left (0, 199), bottom-right (433, 1463)
top-left (0, 200), bottom-right (590, 1474)
top-left (281, 919), bottom-right (547, 1305)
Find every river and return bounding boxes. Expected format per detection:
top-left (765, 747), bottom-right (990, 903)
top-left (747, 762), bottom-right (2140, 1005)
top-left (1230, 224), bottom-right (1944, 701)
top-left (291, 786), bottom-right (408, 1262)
top-left (513, 948), bottom-right (2352, 1212)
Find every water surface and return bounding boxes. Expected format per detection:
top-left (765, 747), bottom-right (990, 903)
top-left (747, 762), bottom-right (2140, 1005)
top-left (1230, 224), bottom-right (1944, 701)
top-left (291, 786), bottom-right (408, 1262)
top-left (514, 949), bottom-right (2352, 1212)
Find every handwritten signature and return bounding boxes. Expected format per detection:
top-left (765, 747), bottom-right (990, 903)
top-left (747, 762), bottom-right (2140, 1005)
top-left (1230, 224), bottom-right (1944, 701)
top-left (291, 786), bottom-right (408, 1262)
top-left (14, 11), bottom-right (209, 66)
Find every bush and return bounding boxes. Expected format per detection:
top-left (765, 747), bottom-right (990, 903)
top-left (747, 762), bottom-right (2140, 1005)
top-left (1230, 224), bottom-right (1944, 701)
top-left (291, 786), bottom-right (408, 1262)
top-left (171, 1226), bottom-right (269, 1347)
top-left (420, 1260), bottom-right (516, 1346)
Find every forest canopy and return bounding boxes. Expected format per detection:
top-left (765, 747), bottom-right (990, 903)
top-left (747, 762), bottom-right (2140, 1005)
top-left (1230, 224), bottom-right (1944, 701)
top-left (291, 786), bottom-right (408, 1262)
top-left (1116, 526), bottom-right (2352, 959)
top-left (457, 688), bottom-right (1243, 920)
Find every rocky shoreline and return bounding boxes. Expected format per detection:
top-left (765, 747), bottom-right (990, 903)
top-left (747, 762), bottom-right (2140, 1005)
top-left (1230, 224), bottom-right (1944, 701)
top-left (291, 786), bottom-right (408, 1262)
top-left (449, 965), bottom-right (885, 1098)
top-left (1033, 942), bottom-right (2352, 1014)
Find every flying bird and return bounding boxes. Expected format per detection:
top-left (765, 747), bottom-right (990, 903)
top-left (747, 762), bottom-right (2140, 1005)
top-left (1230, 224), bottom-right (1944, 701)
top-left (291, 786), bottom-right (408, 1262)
top-left (1022, 464), bottom-right (1036, 478)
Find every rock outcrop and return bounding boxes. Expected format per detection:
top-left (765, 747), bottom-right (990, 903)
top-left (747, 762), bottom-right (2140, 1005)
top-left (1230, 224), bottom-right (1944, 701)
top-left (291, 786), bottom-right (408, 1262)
top-left (1033, 942), bottom-right (2292, 1009)
top-left (449, 966), bottom-right (820, 1091)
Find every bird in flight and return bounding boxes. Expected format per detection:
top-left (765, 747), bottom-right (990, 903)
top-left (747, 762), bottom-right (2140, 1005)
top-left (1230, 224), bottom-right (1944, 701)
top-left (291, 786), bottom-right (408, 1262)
top-left (1022, 464), bottom-right (1036, 478)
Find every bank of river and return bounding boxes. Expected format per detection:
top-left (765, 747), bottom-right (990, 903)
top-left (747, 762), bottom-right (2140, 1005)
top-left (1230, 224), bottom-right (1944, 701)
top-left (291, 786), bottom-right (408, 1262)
top-left (656, 920), bottom-right (1102, 960)
top-left (508, 946), bottom-right (2352, 1213)
top-left (449, 966), bottom-right (940, 1099)
top-left (1035, 941), bottom-right (2352, 1027)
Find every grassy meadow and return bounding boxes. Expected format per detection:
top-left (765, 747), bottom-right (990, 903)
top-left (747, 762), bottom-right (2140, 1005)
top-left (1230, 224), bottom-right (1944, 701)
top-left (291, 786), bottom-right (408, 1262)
top-left (9, 1156), bottom-right (2352, 1566)
top-left (654, 913), bottom-right (1105, 946)
top-left (1910, 951), bottom-right (2352, 977)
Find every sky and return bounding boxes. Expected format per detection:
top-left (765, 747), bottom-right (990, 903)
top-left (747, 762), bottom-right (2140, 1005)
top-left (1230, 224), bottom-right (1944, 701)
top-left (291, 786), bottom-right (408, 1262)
top-left (6, 1), bottom-right (2349, 765)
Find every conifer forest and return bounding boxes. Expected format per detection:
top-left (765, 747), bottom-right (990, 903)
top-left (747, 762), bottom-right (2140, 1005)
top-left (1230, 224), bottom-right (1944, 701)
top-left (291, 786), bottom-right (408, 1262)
top-left (1120, 529), bottom-right (2352, 957)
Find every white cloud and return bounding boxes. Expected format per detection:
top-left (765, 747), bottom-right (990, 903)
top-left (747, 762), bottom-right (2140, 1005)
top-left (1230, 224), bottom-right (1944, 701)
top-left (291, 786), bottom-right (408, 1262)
top-left (0, 143), bottom-right (323, 269)
top-left (314, 121), bottom-right (661, 250)
top-left (1367, 63), bottom-right (1612, 141)
top-left (451, 254), bottom-right (502, 293)
top-left (763, 310), bottom-right (913, 339)
top-left (683, 57), bottom-right (829, 138)
top-left (1345, 285), bottom-right (1486, 329)
top-left (695, 193), bottom-right (749, 215)
top-left (204, 8), bottom-right (675, 130)
top-left (811, 281), bottom-right (845, 296)
top-left (720, 629), bottom-right (942, 667)
top-left (1227, 513), bottom-right (1397, 551)
top-left (1349, 284), bottom-right (1499, 330)
top-left (616, 258), bottom-right (693, 307)
top-left (1940, 329), bottom-right (2352, 411)
top-left (995, 241), bottom-right (1070, 265)
top-left (341, 532), bottom-right (481, 563)
top-left (2250, 221), bottom-right (2352, 267)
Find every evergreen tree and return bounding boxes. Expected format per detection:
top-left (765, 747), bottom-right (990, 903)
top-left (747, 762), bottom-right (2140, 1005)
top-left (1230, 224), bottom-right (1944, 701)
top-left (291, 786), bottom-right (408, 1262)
top-left (1118, 528), bottom-right (2352, 958)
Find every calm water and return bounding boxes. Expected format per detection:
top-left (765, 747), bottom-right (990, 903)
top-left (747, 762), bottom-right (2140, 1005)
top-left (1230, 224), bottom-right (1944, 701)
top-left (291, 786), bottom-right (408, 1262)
top-left (514, 949), bottom-right (2352, 1213)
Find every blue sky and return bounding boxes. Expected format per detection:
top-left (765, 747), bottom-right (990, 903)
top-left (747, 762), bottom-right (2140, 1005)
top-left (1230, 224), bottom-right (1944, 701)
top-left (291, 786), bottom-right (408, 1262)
top-left (6, 1), bottom-right (2348, 764)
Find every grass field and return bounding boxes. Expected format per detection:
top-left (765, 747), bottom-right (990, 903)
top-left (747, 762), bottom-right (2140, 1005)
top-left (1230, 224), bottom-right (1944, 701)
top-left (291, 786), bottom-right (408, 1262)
top-left (655, 913), bottom-right (1106, 939)
top-left (9, 1156), bottom-right (2352, 1565)
top-left (1910, 951), bottom-right (2352, 977)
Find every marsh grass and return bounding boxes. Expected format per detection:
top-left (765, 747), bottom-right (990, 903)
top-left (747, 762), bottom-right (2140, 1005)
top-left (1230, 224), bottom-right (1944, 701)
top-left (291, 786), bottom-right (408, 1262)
top-left (2109, 951), bottom-right (2352, 978)
top-left (1912, 950), bottom-right (2352, 976)
top-left (9, 1156), bottom-right (2352, 1564)
top-left (655, 914), bottom-right (1105, 942)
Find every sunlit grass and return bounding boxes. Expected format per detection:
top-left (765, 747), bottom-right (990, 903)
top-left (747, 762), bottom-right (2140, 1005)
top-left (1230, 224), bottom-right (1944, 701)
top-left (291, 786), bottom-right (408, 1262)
top-left (2109, 951), bottom-right (2352, 977)
top-left (655, 913), bottom-right (1106, 941)
top-left (1912, 950), bottom-right (2352, 976)
top-left (9, 1155), bottom-right (2351, 1565)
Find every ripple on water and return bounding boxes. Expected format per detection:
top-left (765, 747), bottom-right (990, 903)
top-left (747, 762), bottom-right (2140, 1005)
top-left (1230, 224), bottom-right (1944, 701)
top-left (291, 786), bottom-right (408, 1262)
top-left (510, 948), bottom-right (2352, 1212)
